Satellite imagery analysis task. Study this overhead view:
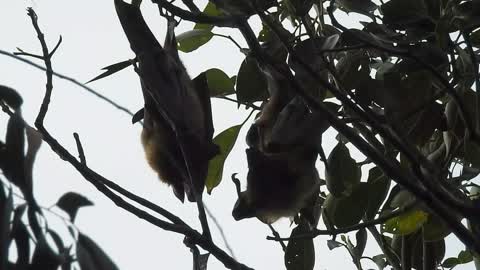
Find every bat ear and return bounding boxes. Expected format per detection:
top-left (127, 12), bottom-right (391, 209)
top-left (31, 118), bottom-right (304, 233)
top-left (132, 108), bottom-right (144, 124)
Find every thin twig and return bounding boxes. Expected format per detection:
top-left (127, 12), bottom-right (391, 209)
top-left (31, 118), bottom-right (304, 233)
top-left (26, 7), bottom-right (253, 270)
top-left (204, 204), bottom-right (237, 259)
top-left (152, 0), bottom-right (240, 27)
top-left (267, 203), bottom-right (414, 241)
top-left (73, 132), bottom-right (86, 165)
top-left (0, 49), bottom-right (136, 118)
top-left (213, 33), bottom-right (243, 50)
top-left (268, 224), bottom-right (286, 251)
top-left (218, 96), bottom-right (261, 110)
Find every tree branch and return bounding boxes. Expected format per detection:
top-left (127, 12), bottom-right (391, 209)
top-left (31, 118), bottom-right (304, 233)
top-left (26, 7), bottom-right (253, 270)
top-left (0, 49), bottom-right (136, 118)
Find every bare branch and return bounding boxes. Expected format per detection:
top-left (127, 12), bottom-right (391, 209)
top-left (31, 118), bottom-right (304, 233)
top-left (26, 7), bottom-right (253, 270)
top-left (0, 49), bottom-right (136, 118)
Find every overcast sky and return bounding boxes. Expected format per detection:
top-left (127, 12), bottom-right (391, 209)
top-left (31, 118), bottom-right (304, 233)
top-left (0, 0), bottom-right (470, 269)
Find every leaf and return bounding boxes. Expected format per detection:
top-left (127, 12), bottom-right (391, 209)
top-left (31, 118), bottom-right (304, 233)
top-left (2, 111), bottom-right (26, 191)
top-left (30, 238), bottom-right (63, 270)
top-left (323, 183), bottom-right (369, 228)
top-left (177, 29), bottom-right (213, 53)
top-left (56, 192), bottom-right (93, 222)
top-left (48, 229), bottom-right (72, 270)
top-left (383, 210), bottom-right (428, 235)
top-left (289, 0), bottom-right (314, 16)
top-left (336, 0), bottom-right (377, 16)
top-left (194, 2), bottom-right (222, 31)
top-left (12, 222), bottom-right (30, 268)
top-left (285, 222), bottom-right (315, 270)
top-left (258, 23), bottom-right (272, 43)
top-left (336, 50), bottom-right (370, 91)
top-left (381, 0), bottom-right (429, 29)
top-left (0, 85), bottom-right (23, 109)
top-left (365, 167), bottom-right (391, 219)
top-left (206, 125), bottom-right (243, 193)
top-left (327, 240), bottom-right (343, 250)
top-left (470, 29), bottom-right (480, 47)
top-left (77, 233), bottom-right (119, 270)
top-left (410, 238), bottom-right (445, 270)
top-left (0, 187), bottom-right (13, 270)
top-left (372, 254), bottom-right (387, 269)
top-left (205, 68), bottom-right (235, 97)
top-left (236, 57), bottom-right (268, 104)
top-left (442, 257), bottom-right (460, 268)
top-left (422, 213), bottom-right (452, 241)
top-left (354, 228), bottom-right (367, 258)
top-left (11, 204), bottom-right (29, 268)
top-left (87, 60), bottom-right (132, 83)
top-left (326, 142), bottom-right (361, 197)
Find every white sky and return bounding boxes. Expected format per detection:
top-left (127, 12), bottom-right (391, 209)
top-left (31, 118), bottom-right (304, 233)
top-left (0, 0), bottom-right (471, 269)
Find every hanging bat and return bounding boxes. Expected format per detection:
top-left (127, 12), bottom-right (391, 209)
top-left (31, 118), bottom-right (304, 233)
top-left (115, 0), bottom-right (218, 202)
top-left (232, 147), bottom-right (320, 224)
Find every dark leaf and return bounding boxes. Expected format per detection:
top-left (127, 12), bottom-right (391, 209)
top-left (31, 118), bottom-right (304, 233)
top-left (354, 228), bottom-right (367, 258)
top-left (77, 233), bottom-right (119, 270)
top-left (12, 222), bottom-right (30, 268)
top-left (326, 142), bottom-right (361, 197)
top-left (86, 60), bottom-right (132, 84)
top-left (372, 254), bottom-right (387, 269)
top-left (365, 167), bottom-right (391, 219)
top-left (411, 239), bottom-right (445, 270)
top-left (285, 222), bottom-right (315, 270)
top-left (458, 250), bottom-right (473, 263)
top-left (0, 187), bottom-right (13, 270)
top-left (48, 230), bottom-right (72, 270)
top-left (236, 57), bottom-right (268, 104)
top-left (0, 85), bottom-right (23, 109)
top-left (323, 183), bottom-right (369, 228)
top-left (177, 30), bottom-right (213, 53)
top-left (206, 124), bottom-right (243, 194)
top-left (11, 204), bottom-right (28, 268)
top-left (203, 68), bottom-right (235, 97)
top-left (422, 213), bottom-right (452, 241)
top-left (30, 238), bottom-right (63, 270)
top-left (442, 257), bottom-right (460, 268)
top-left (470, 29), bottom-right (480, 47)
top-left (336, 50), bottom-right (370, 91)
top-left (336, 0), bottom-right (377, 17)
top-left (56, 192), bottom-right (93, 222)
top-left (381, 0), bottom-right (430, 29)
top-left (194, 2), bottom-right (222, 31)
top-left (326, 240), bottom-right (342, 250)
top-left (289, 0), bottom-right (314, 16)
top-left (3, 112), bottom-right (26, 191)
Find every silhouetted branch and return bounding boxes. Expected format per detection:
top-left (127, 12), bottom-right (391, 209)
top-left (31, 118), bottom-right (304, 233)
top-left (152, 0), bottom-right (239, 27)
top-left (267, 203), bottom-right (414, 241)
top-left (0, 49), bottom-right (136, 118)
top-left (26, 7), bottom-right (253, 270)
